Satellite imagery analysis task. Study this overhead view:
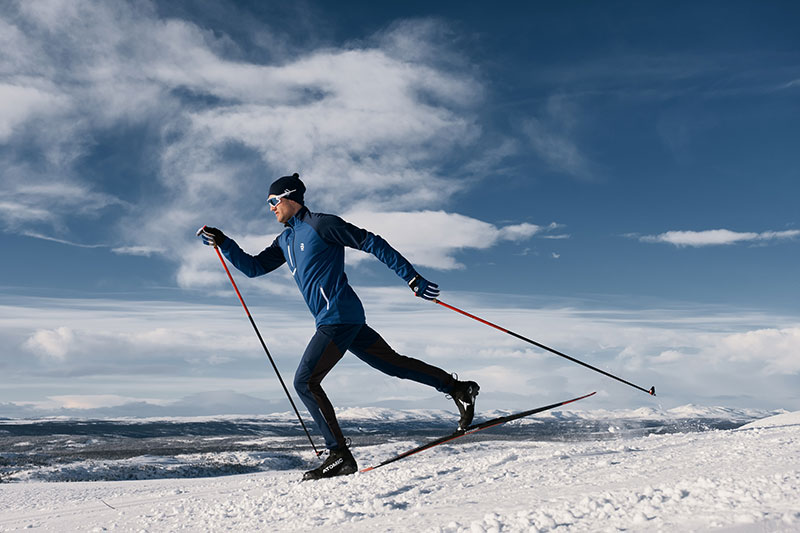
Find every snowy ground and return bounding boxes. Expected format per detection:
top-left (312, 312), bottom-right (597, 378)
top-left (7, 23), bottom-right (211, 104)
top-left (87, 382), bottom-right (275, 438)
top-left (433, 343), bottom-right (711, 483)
top-left (1, 410), bottom-right (799, 532)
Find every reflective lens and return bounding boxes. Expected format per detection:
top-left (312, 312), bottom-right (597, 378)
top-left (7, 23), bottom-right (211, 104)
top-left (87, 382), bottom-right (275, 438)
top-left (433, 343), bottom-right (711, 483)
top-left (267, 189), bottom-right (296, 208)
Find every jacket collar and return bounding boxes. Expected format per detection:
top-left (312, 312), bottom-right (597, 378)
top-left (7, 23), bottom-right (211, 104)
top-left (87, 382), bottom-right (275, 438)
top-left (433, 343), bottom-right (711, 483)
top-left (285, 205), bottom-right (309, 227)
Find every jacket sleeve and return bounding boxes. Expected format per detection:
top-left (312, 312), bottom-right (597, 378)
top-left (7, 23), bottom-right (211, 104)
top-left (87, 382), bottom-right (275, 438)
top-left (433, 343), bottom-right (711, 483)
top-left (317, 215), bottom-right (418, 283)
top-left (219, 235), bottom-right (286, 278)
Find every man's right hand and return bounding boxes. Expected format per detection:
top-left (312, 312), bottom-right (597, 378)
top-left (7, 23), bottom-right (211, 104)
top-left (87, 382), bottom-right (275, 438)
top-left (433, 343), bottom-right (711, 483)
top-left (196, 226), bottom-right (226, 248)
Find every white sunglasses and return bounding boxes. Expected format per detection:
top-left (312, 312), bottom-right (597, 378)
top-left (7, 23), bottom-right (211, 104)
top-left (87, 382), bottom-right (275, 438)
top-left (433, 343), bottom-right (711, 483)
top-left (267, 189), bottom-right (296, 208)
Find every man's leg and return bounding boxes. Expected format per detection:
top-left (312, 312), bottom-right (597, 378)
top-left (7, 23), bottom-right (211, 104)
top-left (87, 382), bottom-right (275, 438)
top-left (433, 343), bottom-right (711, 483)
top-left (349, 324), bottom-right (479, 429)
top-left (348, 325), bottom-right (456, 392)
top-left (293, 324), bottom-right (361, 450)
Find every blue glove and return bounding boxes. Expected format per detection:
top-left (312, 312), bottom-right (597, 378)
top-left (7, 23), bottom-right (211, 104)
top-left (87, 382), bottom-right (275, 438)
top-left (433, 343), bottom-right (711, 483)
top-left (196, 226), bottom-right (226, 248)
top-left (408, 274), bottom-right (440, 301)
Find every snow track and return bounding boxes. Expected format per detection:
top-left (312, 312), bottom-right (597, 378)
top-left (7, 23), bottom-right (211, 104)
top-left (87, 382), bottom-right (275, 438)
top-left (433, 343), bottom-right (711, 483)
top-left (1, 413), bottom-right (799, 532)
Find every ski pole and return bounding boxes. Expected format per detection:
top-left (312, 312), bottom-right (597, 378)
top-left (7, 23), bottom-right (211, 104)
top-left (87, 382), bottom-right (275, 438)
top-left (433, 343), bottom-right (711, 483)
top-left (205, 233), bottom-right (321, 456)
top-left (433, 299), bottom-right (656, 397)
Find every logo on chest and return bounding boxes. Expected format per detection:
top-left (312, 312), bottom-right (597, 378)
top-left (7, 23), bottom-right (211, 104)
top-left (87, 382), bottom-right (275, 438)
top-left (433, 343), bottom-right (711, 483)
top-left (300, 242), bottom-right (305, 252)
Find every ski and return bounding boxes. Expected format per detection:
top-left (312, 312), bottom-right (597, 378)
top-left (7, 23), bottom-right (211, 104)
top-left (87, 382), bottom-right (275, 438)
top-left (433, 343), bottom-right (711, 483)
top-left (360, 391), bottom-right (596, 472)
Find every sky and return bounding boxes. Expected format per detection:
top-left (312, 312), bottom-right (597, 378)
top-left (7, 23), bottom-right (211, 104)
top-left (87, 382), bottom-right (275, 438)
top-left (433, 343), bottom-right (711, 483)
top-left (1, 0), bottom-right (799, 418)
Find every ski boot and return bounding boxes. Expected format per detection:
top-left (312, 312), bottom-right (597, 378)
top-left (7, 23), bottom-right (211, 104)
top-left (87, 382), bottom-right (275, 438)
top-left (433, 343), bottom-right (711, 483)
top-left (450, 380), bottom-right (480, 432)
top-left (303, 445), bottom-right (358, 480)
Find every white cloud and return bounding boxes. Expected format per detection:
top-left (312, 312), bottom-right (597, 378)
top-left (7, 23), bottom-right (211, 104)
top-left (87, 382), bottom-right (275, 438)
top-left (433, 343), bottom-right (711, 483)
top-left (0, 202), bottom-right (54, 225)
top-left (24, 326), bottom-right (74, 359)
top-left (163, 43), bottom-right (481, 212)
top-left (111, 246), bottom-right (164, 256)
top-left (47, 394), bottom-right (155, 410)
top-left (638, 229), bottom-right (800, 247)
top-left (716, 327), bottom-right (800, 374)
top-left (498, 223), bottom-right (543, 241)
top-left (9, 298), bottom-right (311, 380)
top-left (2, 1), bottom-right (528, 286)
top-left (522, 95), bottom-right (591, 179)
top-left (0, 170), bottom-right (127, 233)
top-left (342, 210), bottom-right (546, 270)
top-left (524, 117), bottom-right (588, 177)
top-left (3, 294), bottom-right (800, 412)
top-left (0, 83), bottom-right (65, 141)
top-left (21, 231), bottom-right (106, 248)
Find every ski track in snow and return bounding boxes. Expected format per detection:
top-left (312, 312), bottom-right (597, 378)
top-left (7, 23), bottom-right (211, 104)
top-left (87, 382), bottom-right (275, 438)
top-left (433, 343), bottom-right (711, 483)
top-left (1, 414), bottom-right (799, 532)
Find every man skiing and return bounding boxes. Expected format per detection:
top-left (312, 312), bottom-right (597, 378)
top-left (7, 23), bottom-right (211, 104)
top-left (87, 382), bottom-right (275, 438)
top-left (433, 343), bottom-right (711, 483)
top-left (198, 172), bottom-right (479, 480)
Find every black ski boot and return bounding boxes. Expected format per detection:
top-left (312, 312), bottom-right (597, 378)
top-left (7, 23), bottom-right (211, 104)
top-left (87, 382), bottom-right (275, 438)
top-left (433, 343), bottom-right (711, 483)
top-left (450, 380), bottom-right (480, 431)
top-left (303, 445), bottom-right (358, 480)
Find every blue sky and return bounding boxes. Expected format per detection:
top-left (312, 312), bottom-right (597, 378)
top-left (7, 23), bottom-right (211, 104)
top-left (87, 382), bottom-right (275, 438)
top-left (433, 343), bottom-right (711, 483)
top-left (1, 1), bottom-right (799, 418)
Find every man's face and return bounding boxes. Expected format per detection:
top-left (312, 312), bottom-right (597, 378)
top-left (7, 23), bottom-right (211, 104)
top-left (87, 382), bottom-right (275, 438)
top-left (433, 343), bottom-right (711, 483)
top-left (268, 195), bottom-right (301, 224)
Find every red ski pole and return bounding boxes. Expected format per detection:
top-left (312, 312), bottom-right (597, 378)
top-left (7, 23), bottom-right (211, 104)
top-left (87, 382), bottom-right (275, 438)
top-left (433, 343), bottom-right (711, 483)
top-left (433, 299), bottom-right (656, 397)
top-left (201, 228), bottom-right (321, 455)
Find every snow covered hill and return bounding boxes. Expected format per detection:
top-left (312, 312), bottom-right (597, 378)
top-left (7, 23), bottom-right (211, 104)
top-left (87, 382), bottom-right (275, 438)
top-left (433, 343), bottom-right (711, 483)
top-left (1, 409), bottom-right (798, 532)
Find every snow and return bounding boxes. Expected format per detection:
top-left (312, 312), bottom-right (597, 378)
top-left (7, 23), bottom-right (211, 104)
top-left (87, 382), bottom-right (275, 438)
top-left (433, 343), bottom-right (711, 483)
top-left (740, 410), bottom-right (800, 430)
top-left (1, 410), bottom-right (799, 532)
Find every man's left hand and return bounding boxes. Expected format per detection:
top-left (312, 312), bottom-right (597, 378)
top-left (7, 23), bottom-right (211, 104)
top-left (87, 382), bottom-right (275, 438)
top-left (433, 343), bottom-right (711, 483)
top-left (409, 275), bottom-right (440, 301)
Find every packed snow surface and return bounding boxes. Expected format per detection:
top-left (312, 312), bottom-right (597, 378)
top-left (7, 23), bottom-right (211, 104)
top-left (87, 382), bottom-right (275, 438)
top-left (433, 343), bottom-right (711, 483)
top-left (1, 407), bottom-right (799, 532)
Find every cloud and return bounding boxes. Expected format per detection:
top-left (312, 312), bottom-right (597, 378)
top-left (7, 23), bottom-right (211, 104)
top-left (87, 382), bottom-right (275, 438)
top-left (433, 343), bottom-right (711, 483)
top-left (0, 173), bottom-right (127, 234)
top-left (0, 83), bottom-right (66, 141)
top-left (24, 326), bottom-right (74, 359)
top-left (2, 293), bottom-right (800, 412)
top-left (2, 391), bottom-right (289, 418)
top-left (21, 232), bottom-right (106, 248)
top-left (47, 394), bottom-right (153, 410)
top-left (539, 222), bottom-right (570, 240)
top-left (342, 210), bottom-right (548, 270)
top-left (112, 246), bottom-right (165, 256)
top-left (523, 117), bottom-right (588, 177)
top-left (1, 1), bottom-right (529, 287)
top-left (716, 327), bottom-right (800, 374)
top-left (161, 43), bottom-right (482, 212)
top-left (0, 202), bottom-right (53, 225)
top-left (7, 297), bottom-right (312, 380)
top-left (637, 229), bottom-right (800, 247)
top-left (522, 95), bottom-right (591, 179)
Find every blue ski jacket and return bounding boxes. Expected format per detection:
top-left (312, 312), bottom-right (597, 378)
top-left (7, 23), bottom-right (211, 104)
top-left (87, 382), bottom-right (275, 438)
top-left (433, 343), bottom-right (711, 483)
top-left (219, 206), bottom-right (418, 327)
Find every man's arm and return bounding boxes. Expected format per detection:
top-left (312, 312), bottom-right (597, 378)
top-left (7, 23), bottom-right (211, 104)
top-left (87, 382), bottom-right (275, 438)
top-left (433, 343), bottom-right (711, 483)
top-left (316, 215), bottom-right (417, 281)
top-left (318, 214), bottom-right (440, 300)
top-left (219, 235), bottom-right (286, 278)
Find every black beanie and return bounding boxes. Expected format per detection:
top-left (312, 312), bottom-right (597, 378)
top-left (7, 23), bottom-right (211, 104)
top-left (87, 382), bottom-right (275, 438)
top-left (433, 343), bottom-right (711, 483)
top-left (268, 172), bottom-right (305, 206)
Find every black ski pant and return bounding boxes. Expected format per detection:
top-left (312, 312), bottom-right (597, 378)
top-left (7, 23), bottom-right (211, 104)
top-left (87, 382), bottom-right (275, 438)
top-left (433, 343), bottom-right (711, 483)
top-left (293, 323), bottom-right (456, 450)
